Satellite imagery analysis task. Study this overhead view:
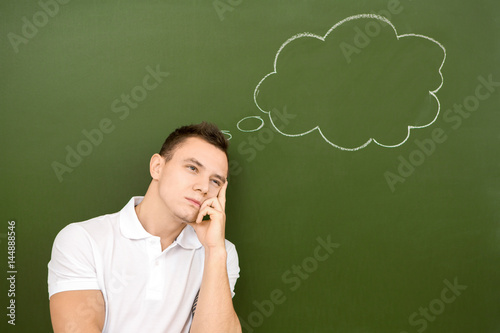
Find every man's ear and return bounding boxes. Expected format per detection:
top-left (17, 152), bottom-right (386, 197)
top-left (150, 154), bottom-right (164, 180)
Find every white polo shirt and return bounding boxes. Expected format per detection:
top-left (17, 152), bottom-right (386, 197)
top-left (48, 196), bottom-right (240, 333)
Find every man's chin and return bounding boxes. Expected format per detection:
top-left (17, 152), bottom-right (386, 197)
top-left (178, 213), bottom-right (198, 225)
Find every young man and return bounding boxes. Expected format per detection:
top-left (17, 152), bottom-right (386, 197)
top-left (48, 122), bottom-right (241, 333)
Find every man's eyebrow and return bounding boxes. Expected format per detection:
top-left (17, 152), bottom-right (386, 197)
top-left (213, 174), bottom-right (227, 184)
top-left (184, 158), bottom-right (227, 184)
top-left (184, 158), bottom-right (204, 169)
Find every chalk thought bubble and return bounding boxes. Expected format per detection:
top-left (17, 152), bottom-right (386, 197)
top-left (253, 14), bottom-right (446, 151)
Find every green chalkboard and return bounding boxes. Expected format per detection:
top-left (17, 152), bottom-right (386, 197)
top-left (1, 0), bottom-right (499, 332)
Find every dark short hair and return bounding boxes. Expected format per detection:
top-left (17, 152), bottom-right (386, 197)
top-left (159, 122), bottom-right (229, 161)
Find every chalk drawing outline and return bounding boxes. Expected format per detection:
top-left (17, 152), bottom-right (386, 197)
top-left (252, 14), bottom-right (447, 151)
top-left (221, 130), bottom-right (233, 140)
top-left (237, 116), bottom-right (264, 132)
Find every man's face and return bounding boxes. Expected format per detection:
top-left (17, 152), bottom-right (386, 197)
top-left (155, 136), bottom-right (228, 224)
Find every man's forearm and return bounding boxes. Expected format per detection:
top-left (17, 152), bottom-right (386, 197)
top-left (190, 247), bottom-right (241, 333)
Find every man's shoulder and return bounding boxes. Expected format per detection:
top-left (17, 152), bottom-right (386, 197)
top-left (224, 239), bottom-right (239, 263)
top-left (224, 239), bottom-right (237, 252)
top-left (55, 211), bottom-right (120, 246)
top-left (58, 197), bottom-right (139, 235)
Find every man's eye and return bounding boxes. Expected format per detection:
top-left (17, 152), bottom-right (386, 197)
top-left (187, 165), bottom-right (197, 172)
top-left (211, 179), bottom-right (221, 186)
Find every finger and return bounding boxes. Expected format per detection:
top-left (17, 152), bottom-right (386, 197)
top-left (195, 206), bottom-right (219, 223)
top-left (187, 220), bottom-right (208, 232)
top-left (199, 197), bottom-right (221, 212)
top-left (218, 181), bottom-right (228, 211)
top-left (196, 199), bottom-right (219, 222)
top-left (195, 207), bottom-right (207, 223)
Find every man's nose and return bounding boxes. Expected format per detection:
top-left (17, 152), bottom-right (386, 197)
top-left (193, 177), bottom-right (209, 194)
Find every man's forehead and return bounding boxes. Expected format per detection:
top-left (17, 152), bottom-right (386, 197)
top-left (173, 138), bottom-right (228, 173)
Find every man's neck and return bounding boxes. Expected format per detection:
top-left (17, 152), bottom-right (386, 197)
top-left (135, 192), bottom-right (185, 251)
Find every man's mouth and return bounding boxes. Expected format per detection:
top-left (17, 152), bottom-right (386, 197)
top-left (185, 197), bottom-right (201, 208)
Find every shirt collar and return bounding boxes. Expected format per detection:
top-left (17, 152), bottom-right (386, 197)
top-left (119, 196), bottom-right (202, 249)
top-left (175, 225), bottom-right (202, 250)
top-left (119, 196), bottom-right (151, 240)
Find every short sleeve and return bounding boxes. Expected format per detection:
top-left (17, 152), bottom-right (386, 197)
top-left (47, 223), bottom-right (100, 298)
top-left (224, 240), bottom-right (240, 298)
